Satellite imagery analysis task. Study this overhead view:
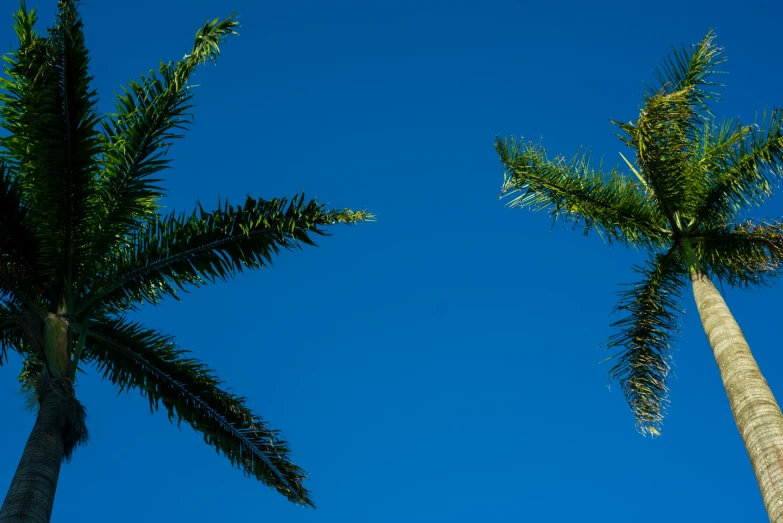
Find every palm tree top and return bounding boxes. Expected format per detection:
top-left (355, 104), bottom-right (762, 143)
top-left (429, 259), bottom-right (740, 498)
top-left (1, 0), bottom-right (372, 507)
top-left (496, 30), bottom-right (783, 436)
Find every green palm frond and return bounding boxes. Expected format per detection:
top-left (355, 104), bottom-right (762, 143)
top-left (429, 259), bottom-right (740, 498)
top-left (53, 0), bottom-right (102, 303)
top-left (0, 303), bottom-right (19, 365)
top-left (606, 248), bottom-right (685, 436)
top-left (696, 110), bottom-right (783, 223)
top-left (85, 317), bottom-right (313, 507)
top-left (645, 29), bottom-right (724, 109)
top-left (613, 90), bottom-right (701, 220)
top-left (83, 14), bottom-right (239, 284)
top-left (0, 2), bottom-right (45, 173)
top-left (0, 1), bottom-right (101, 299)
top-left (496, 137), bottom-right (668, 246)
top-left (16, 352), bottom-right (43, 413)
top-left (611, 32), bottom-right (725, 222)
top-left (0, 160), bottom-right (40, 284)
top-left (694, 220), bottom-right (783, 288)
top-left (77, 194), bottom-right (371, 315)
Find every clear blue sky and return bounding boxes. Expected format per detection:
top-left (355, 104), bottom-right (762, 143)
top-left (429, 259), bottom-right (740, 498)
top-left (2, 0), bottom-right (783, 521)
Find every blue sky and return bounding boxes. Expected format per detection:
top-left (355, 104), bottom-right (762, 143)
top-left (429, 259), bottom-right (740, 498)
top-left (2, 0), bottom-right (783, 521)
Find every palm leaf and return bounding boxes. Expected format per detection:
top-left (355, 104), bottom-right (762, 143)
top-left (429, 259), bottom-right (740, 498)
top-left (695, 109), bottom-right (783, 224)
top-left (76, 194), bottom-right (371, 315)
top-left (614, 90), bottom-right (700, 221)
top-left (0, 160), bottom-right (41, 287)
top-left (605, 248), bottom-right (685, 436)
top-left (53, 0), bottom-right (102, 307)
top-left (644, 29), bottom-right (724, 111)
top-left (2, 1), bottom-right (100, 301)
top-left (0, 1), bottom-right (101, 306)
top-left (496, 137), bottom-right (668, 247)
top-left (611, 31), bottom-right (725, 222)
top-left (84, 317), bottom-right (313, 507)
top-left (82, 15), bottom-right (239, 285)
top-left (0, 302), bottom-right (20, 365)
top-left (0, 2), bottom-right (45, 174)
top-left (693, 220), bottom-right (783, 288)
top-left (0, 160), bottom-right (48, 316)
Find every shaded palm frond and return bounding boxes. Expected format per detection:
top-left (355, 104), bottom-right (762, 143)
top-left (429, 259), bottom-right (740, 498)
top-left (0, 141), bottom-right (40, 283)
top-left (696, 109), bottom-right (783, 223)
top-left (84, 14), bottom-right (239, 283)
top-left (496, 137), bottom-right (668, 247)
top-left (77, 194), bottom-right (371, 315)
top-left (51, 0), bottom-right (102, 304)
top-left (606, 248), bottom-right (685, 436)
top-left (0, 259), bottom-right (49, 320)
top-left (0, 302), bottom-right (21, 365)
top-left (694, 220), bottom-right (783, 288)
top-left (85, 317), bottom-right (313, 507)
top-left (0, 1), bottom-right (101, 297)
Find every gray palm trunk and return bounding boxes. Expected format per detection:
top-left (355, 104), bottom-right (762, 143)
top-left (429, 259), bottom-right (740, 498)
top-left (0, 378), bottom-right (71, 523)
top-left (691, 271), bottom-right (783, 521)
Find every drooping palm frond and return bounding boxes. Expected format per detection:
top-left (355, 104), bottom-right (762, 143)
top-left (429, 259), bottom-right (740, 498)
top-left (694, 220), bottom-right (783, 288)
top-left (77, 194), bottom-right (371, 315)
top-left (85, 317), bottom-right (313, 507)
top-left (496, 137), bottom-right (668, 247)
top-left (83, 15), bottom-right (240, 284)
top-left (696, 110), bottom-right (783, 224)
top-left (605, 248), bottom-right (685, 436)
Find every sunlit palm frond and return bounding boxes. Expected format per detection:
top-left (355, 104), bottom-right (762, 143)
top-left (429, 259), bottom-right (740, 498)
top-left (613, 89), bottom-right (706, 222)
top-left (606, 248), bottom-right (685, 436)
top-left (696, 109), bottom-right (783, 224)
top-left (76, 194), bottom-right (371, 315)
top-left (0, 1), bottom-right (44, 174)
top-left (611, 32), bottom-right (725, 222)
top-left (84, 14), bottom-right (240, 283)
top-left (85, 317), bottom-right (313, 507)
top-left (694, 220), bottom-right (783, 288)
top-left (496, 137), bottom-right (668, 247)
top-left (645, 29), bottom-right (724, 110)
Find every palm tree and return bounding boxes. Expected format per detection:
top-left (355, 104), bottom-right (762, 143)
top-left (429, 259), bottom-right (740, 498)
top-left (0, 1), bottom-right (371, 521)
top-left (496, 32), bottom-right (783, 520)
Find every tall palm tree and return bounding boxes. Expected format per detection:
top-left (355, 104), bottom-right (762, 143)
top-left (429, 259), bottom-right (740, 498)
top-left (496, 32), bottom-right (783, 521)
top-left (0, 1), bottom-right (371, 521)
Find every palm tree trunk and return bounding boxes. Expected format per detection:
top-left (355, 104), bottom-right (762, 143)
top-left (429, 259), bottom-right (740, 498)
top-left (0, 377), bottom-right (70, 523)
top-left (691, 271), bottom-right (783, 522)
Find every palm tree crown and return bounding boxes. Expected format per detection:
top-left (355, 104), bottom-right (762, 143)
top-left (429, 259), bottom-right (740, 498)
top-left (0, 0), bottom-right (370, 508)
top-left (496, 31), bottom-right (783, 436)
